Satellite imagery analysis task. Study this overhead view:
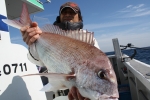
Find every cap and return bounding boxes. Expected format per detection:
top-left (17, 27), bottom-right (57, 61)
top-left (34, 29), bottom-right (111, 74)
top-left (59, 2), bottom-right (80, 14)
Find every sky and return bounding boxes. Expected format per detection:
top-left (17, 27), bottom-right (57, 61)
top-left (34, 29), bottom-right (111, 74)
top-left (9, 0), bottom-right (150, 52)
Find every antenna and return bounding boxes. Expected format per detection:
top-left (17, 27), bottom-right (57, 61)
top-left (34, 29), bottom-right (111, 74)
top-left (46, 0), bottom-right (51, 3)
top-left (36, 0), bottom-right (51, 5)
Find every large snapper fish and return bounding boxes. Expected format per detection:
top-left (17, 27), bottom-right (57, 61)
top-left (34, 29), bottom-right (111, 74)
top-left (2, 3), bottom-right (119, 100)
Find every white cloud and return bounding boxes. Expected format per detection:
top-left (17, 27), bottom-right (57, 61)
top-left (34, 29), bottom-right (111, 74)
top-left (11, 36), bottom-right (22, 41)
top-left (136, 8), bottom-right (146, 12)
top-left (126, 5), bottom-right (133, 8)
top-left (96, 32), bottom-right (150, 52)
top-left (39, 13), bottom-right (57, 18)
top-left (139, 4), bottom-right (145, 7)
top-left (87, 20), bottom-right (150, 52)
top-left (133, 4), bottom-right (144, 9)
top-left (115, 4), bottom-right (150, 18)
top-left (84, 20), bottom-right (136, 30)
top-left (11, 36), bottom-right (28, 48)
top-left (131, 10), bottom-right (150, 17)
top-left (32, 16), bottom-right (51, 26)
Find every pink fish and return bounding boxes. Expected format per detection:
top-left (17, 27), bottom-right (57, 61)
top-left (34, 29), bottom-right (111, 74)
top-left (2, 3), bottom-right (119, 100)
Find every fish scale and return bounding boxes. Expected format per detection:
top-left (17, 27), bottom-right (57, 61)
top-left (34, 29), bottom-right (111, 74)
top-left (37, 33), bottom-right (94, 73)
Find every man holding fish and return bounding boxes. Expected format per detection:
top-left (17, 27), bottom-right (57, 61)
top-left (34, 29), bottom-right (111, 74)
top-left (20, 2), bottom-right (100, 100)
top-left (3, 1), bottom-right (119, 100)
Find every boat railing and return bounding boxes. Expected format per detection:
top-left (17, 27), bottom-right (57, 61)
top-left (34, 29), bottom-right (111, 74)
top-left (108, 38), bottom-right (150, 100)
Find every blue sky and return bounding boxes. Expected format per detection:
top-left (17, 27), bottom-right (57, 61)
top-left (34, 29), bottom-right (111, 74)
top-left (9, 0), bottom-right (150, 52)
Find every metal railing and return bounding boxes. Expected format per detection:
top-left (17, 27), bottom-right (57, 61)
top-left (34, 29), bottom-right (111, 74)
top-left (109, 38), bottom-right (150, 100)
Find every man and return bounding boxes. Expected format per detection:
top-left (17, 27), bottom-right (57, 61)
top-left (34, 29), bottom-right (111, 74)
top-left (20, 2), bottom-right (99, 100)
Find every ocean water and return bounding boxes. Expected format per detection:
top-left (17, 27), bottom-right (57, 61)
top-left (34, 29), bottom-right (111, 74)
top-left (105, 48), bottom-right (150, 65)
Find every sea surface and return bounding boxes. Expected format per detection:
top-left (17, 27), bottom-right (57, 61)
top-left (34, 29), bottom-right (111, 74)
top-left (105, 47), bottom-right (150, 65)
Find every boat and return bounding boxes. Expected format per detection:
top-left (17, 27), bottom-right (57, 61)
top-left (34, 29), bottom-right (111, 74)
top-left (109, 38), bottom-right (150, 100)
top-left (0, 0), bottom-right (150, 100)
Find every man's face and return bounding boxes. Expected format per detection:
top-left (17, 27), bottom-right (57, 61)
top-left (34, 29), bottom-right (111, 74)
top-left (60, 7), bottom-right (80, 23)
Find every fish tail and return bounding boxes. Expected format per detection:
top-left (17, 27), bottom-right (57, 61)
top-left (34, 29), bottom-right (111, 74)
top-left (2, 3), bottom-right (31, 29)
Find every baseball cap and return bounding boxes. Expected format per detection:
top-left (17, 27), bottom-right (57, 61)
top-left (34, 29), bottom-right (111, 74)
top-left (59, 2), bottom-right (80, 14)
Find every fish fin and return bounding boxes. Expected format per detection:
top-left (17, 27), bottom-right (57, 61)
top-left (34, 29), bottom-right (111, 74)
top-left (2, 3), bottom-right (31, 29)
top-left (22, 73), bottom-right (76, 81)
top-left (41, 24), bottom-right (95, 45)
top-left (22, 73), bottom-right (75, 92)
top-left (40, 82), bottom-right (67, 92)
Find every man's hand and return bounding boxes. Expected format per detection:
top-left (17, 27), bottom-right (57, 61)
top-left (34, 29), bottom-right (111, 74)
top-left (68, 87), bottom-right (90, 100)
top-left (20, 22), bottom-right (42, 45)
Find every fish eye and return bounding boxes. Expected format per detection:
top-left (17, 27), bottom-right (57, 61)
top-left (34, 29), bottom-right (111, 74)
top-left (97, 70), bottom-right (106, 79)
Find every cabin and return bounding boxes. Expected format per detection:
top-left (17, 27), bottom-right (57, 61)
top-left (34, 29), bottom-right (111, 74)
top-left (0, 0), bottom-right (150, 100)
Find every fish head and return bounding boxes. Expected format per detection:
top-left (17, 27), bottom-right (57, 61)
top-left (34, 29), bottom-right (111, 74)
top-left (75, 55), bottom-right (119, 100)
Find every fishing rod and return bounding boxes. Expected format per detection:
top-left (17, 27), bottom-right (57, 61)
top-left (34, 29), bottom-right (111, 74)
top-left (120, 43), bottom-right (150, 76)
top-left (120, 43), bottom-right (150, 50)
top-left (119, 43), bottom-right (150, 62)
top-left (36, 0), bottom-right (51, 4)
